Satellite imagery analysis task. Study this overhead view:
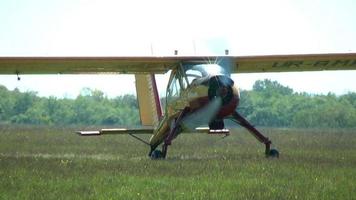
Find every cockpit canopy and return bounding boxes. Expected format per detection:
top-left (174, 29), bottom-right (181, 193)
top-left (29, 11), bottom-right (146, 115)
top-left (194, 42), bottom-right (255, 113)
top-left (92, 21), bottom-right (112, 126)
top-left (184, 64), bottom-right (228, 85)
top-left (166, 63), bottom-right (230, 108)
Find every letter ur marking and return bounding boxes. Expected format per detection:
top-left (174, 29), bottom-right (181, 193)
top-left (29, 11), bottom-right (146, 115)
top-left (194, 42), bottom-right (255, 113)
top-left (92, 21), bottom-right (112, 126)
top-left (273, 59), bottom-right (356, 68)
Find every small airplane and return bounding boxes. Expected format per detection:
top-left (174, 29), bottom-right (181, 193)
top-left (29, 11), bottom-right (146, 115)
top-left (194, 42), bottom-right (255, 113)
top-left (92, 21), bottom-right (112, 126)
top-left (1, 52), bottom-right (356, 159)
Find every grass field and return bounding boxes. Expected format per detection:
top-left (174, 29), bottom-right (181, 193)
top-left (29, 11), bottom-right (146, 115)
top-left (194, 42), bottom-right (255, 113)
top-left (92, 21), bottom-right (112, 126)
top-left (0, 125), bottom-right (356, 200)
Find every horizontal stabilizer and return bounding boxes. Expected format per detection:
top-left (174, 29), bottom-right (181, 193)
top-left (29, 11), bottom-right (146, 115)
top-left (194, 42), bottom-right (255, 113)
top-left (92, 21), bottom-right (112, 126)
top-left (193, 127), bottom-right (230, 135)
top-left (101, 128), bottom-right (154, 134)
top-left (76, 131), bottom-right (101, 135)
top-left (76, 127), bottom-right (154, 136)
top-left (208, 129), bottom-right (230, 135)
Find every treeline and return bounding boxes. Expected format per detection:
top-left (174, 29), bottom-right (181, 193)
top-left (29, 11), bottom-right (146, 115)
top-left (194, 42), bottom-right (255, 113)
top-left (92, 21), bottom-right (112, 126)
top-left (0, 87), bottom-right (140, 126)
top-left (238, 80), bottom-right (356, 128)
top-left (0, 80), bottom-right (356, 128)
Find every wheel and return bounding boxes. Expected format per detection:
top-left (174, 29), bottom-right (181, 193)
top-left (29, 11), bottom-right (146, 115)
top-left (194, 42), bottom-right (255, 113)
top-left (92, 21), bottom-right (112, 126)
top-left (150, 150), bottom-right (164, 160)
top-left (267, 149), bottom-right (279, 158)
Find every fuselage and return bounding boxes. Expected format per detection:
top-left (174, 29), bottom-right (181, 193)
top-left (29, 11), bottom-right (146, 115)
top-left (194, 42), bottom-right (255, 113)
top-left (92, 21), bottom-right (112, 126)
top-left (149, 62), bottom-right (240, 148)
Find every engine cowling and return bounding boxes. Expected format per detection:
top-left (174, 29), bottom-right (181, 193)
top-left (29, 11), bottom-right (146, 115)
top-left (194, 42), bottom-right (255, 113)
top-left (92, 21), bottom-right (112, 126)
top-left (208, 75), bottom-right (239, 119)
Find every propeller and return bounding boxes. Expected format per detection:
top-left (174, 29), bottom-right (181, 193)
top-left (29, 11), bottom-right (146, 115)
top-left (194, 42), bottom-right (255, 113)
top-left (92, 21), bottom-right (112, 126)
top-left (181, 96), bottom-right (222, 131)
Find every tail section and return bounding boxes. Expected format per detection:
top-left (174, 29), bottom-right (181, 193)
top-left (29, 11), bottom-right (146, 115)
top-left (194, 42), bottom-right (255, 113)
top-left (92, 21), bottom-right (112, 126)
top-left (135, 74), bottom-right (162, 126)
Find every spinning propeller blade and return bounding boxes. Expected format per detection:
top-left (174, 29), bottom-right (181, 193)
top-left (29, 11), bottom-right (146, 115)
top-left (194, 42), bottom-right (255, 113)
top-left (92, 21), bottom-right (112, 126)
top-left (181, 97), bottom-right (222, 131)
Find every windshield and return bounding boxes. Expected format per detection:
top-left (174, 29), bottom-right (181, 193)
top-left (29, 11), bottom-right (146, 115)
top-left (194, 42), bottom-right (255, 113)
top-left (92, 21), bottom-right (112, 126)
top-left (187, 64), bottom-right (227, 76)
top-left (184, 64), bottom-right (227, 85)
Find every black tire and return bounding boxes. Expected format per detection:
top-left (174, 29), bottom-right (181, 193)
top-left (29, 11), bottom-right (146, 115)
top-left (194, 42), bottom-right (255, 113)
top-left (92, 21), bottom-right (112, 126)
top-left (209, 119), bottom-right (225, 130)
top-left (267, 149), bottom-right (279, 158)
top-left (150, 150), bottom-right (164, 160)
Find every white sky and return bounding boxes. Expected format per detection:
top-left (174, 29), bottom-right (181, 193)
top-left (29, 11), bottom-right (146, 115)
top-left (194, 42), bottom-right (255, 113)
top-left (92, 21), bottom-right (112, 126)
top-left (0, 0), bottom-right (356, 98)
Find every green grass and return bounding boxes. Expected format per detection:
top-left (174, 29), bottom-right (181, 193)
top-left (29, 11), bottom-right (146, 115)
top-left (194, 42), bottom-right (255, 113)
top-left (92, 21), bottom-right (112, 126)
top-left (0, 125), bottom-right (356, 200)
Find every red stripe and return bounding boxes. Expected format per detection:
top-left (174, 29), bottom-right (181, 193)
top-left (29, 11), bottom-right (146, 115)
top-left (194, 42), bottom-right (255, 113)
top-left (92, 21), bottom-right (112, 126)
top-left (150, 74), bottom-right (163, 119)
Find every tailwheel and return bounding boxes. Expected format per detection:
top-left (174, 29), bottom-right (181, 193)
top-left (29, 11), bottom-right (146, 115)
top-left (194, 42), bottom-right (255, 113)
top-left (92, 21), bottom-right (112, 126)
top-left (150, 150), bottom-right (165, 160)
top-left (266, 149), bottom-right (279, 158)
top-left (209, 119), bottom-right (225, 130)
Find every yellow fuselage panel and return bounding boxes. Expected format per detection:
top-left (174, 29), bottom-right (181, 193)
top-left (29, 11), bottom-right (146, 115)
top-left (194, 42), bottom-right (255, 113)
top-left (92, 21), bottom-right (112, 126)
top-left (149, 85), bottom-right (209, 146)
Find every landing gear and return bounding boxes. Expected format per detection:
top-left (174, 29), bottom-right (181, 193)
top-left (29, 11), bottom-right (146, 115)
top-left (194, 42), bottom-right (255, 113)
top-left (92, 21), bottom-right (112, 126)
top-left (149, 109), bottom-right (279, 159)
top-left (149, 107), bottom-right (190, 160)
top-left (232, 111), bottom-right (279, 158)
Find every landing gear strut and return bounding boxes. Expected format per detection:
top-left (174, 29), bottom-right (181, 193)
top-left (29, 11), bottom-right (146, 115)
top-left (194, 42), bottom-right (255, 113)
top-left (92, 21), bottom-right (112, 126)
top-left (232, 111), bottom-right (279, 158)
top-left (150, 107), bottom-right (189, 160)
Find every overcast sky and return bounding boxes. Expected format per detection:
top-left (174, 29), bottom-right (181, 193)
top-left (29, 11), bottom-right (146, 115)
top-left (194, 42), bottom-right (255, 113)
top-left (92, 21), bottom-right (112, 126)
top-left (0, 0), bottom-right (356, 98)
